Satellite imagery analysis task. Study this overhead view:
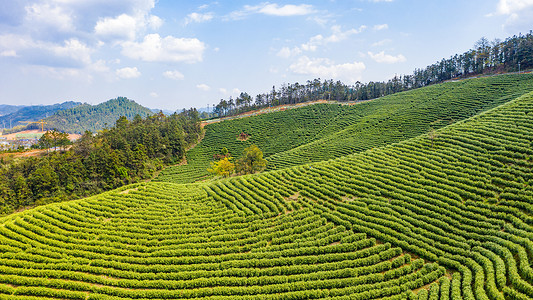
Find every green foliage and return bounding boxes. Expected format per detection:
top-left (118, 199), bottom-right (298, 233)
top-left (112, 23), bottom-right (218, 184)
top-left (38, 130), bottom-right (71, 151)
top-left (0, 80), bottom-right (531, 300)
top-left (0, 104), bottom-right (25, 116)
top-left (43, 97), bottom-right (153, 133)
top-left (0, 75), bottom-right (533, 299)
top-left (221, 147), bottom-right (229, 156)
top-left (0, 109), bottom-right (201, 215)
top-left (236, 144), bottom-right (267, 174)
top-left (0, 101), bottom-right (81, 133)
top-left (0, 181), bottom-right (438, 299)
top-left (156, 73), bottom-right (533, 184)
top-left (208, 156), bottom-right (235, 177)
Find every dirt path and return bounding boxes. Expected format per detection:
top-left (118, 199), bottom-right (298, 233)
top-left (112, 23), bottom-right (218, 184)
top-left (201, 100), bottom-right (329, 128)
top-left (200, 98), bottom-right (377, 128)
top-left (0, 129), bottom-right (81, 141)
top-left (0, 149), bottom-right (46, 158)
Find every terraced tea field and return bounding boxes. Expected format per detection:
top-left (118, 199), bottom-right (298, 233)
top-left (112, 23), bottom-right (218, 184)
top-left (0, 81), bottom-right (532, 299)
top-left (155, 74), bottom-right (533, 184)
top-left (0, 182), bottom-right (441, 299)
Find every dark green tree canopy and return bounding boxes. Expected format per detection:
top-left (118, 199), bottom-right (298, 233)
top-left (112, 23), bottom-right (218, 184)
top-left (0, 109), bottom-right (202, 216)
top-left (236, 144), bottom-right (267, 175)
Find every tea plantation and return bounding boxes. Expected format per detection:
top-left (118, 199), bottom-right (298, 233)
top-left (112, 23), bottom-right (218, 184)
top-left (0, 75), bottom-right (532, 299)
top-left (155, 74), bottom-right (533, 184)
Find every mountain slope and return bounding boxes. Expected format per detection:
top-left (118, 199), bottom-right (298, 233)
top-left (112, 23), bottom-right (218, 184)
top-left (0, 101), bottom-right (81, 131)
top-left (156, 73), bottom-right (533, 184)
top-left (0, 88), bottom-right (531, 299)
top-left (44, 97), bottom-right (153, 133)
top-left (0, 104), bottom-right (26, 117)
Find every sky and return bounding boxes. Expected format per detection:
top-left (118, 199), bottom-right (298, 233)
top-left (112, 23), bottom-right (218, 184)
top-left (0, 0), bottom-right (532, 111)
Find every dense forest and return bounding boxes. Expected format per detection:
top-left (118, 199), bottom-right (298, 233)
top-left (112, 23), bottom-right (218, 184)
top-left (0, 109), bottom-right (201, 215)
top-left (214, 31), bottom-right (533, 117)
top-left (40, 97), bottom-right (153, 133)
top-left (1, 101), bottom-right (81, 132)
top-left (0, 104), bottom-right (26, 117)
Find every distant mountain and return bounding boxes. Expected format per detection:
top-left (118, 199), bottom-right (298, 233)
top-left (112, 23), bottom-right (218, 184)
top-left (195, 106), bottom-right (212, 113)
top-left (44, 97), bottom-right (153, 133)
top-left (0, 101), bottom-right (81, 130)
top-left (0, 104), bottom-right (26, 117)
top-left (150, 108), bottom-right (175, 115)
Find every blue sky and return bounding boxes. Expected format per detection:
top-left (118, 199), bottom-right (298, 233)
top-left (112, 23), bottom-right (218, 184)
top-left (0, 0), bottom-right (532, 110)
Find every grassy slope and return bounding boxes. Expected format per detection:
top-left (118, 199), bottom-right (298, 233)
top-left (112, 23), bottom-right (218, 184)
top-left (156, 73), bottom-right (533, 184)
top-left (0, 88), bottom-right (531, 298)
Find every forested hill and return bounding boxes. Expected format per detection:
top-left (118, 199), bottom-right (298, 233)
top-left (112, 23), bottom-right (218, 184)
top-left (0, 104), bottom-right (26, 117)
top-left (43, 97), bottom-right (153, 133)
top-left (0, 109), bottom-right (201, 215)
top-left (0, 101), bottom-right (81, 131)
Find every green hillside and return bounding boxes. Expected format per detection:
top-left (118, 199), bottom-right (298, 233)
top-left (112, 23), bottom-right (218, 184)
top-left (0, 86), bottom-right (531, 298)
top-left (156, 73), bottom-right (533, 184)
top-left (0, 105), bottom-right (26, 117)
top-left (0, 102), bottom-right (81, 132)
top-left (43, 97), bottom-right (153, 133)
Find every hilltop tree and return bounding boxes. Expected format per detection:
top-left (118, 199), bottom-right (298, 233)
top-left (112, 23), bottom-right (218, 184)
top-left (428, 128), bottom-right (438, 147)
top-left (38, 130), bottom-right (71, 152)
top-left (236, 145), bottom-right (267, 175)
top-left (208, 157), bottom-right (235, 177)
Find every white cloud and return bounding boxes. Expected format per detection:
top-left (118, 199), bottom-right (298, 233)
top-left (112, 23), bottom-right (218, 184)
top-left (121, 34), bottom-right (206, 63)
top-left (279, 25), bottom-right (365, 57)
top-left (0, 34), bottom-right (34, 50)
top-left (163, 70), bottom-right (185, 80)
top-left (277, 46), bottom-right (302, 58)
top-left (0, 34), bottom-right (93, 68)
top-left (496, 0), bottom-right (533, 14)
top-left (148, 15), bottom-right (163, 30)
top-left (218, 87), bottom-right (242, 95)
top-left (21, 65), bottom-right (87, 81)
top-left (185, 12), bottom-right (214, 24)
top-left (196, 83), bottom-right (211, 91)
top-left (229, 3), bottom-right (315, 19)
top-left (116, 67), bottom-right (141, 79)
top-left (368, 51), bottom-right (406, 63)
top-left (371, 39), bottom-right (392, 47)
top-left (150, 92), bottom-right (159, 97)
top-left (18, 0), bottom-right (161, 43)
top-left (311, 25), bottom-right (365, 45)
top-left (289, 56), bottom-right (365, 82)
top-left (94, 13), bottom-right (133, 41)
top-left (307, 15), bottom-right (333, 26)
top-left (52, 38), bottom-right (93, 65)
top-left (258, 3), bottom-right (315, 16)
top-left (95, 13), bottom-right (162, 41)
top-left (0, 50), bottom-right (17, 57)
top-left (0, 0), bottom-right (174, 81)
top-left (370, 0), bottom-right (394, 2)
top-left (24, 3), bottom-right (74, 32)
top-left (373, 24), bottom-right (388, 30)
top-left (88, 60), bottom-right (110, 73)
top-left (491, 0), bottom-right (533, 32)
